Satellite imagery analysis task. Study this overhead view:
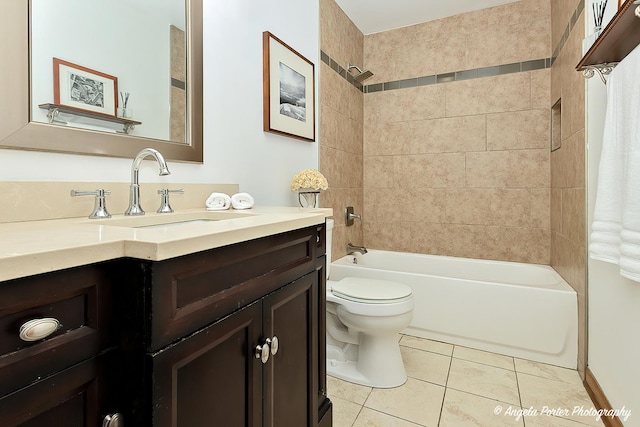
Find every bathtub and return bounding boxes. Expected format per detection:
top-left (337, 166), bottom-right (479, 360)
top-left (329, 250), bottom-right (578, 369)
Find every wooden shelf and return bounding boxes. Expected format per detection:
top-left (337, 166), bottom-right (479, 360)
top-left (577, 0), bottom-right (640, 70)
top-left (39, 103), bottom-right (141, 134)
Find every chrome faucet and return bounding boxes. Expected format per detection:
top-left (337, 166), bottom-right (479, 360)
top-left (347, 243), bottom-right (368, 255)
top-left (125, 148), bottom-right (171, 216)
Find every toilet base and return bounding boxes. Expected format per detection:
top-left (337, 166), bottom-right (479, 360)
top-left (326, 335), bottom-right (407, 388)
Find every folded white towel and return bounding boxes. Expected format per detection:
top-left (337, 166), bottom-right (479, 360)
top-left (205, 192), bottom-right (231, 210)
top-left (589, 43), bottom-right (640, 283)
top-left (231, 192), bottom-right (254, 209)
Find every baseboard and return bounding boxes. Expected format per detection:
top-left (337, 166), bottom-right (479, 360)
top-left (584, 368), bottom-right (624, 427)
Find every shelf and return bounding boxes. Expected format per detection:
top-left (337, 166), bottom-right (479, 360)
top-left (577, 0), bottom-right (640, 80)
top-left (39, 103), bottom-right (141, 134)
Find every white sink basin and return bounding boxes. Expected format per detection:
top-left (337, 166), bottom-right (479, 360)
top-left (93, 210), bottom-right (257, 229)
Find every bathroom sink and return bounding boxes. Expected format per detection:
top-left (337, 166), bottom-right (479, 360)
top-left (92, 210), bottom-right (257, 229)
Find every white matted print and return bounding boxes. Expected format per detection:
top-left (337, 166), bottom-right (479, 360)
top-left (53, 58), bottom-right (118, 117)
top-left (263, 32), bottom-right (315, 141)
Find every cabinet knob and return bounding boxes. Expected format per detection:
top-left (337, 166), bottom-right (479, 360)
top-left (102, 413), bottom-right (123, 427)
top-left (266, 336), bottom-right (279, 355)
top-left (255, 341), bottom-right (270, 364)
top-left (19, 318), bottom-right (61, 342)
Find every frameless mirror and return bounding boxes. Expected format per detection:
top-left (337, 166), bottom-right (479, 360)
top-left (0, 0), bottom-right (203, 162)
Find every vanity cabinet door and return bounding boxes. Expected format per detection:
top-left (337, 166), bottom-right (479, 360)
top-left (0, 353), bottom-right (116, 427)
top-left (150, 301), bottom-right (263, 427)
top-left (263, 272), bottom-right (318, 427)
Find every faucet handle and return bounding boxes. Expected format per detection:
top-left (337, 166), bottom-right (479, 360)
top-left (157, 188), bottom-right (184, 213)
top-left (71, 189), bottom-right (112, 219)
top-left (345, 206), bottom-right (361, 226)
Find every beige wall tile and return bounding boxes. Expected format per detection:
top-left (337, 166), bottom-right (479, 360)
top-left (550, 187), bottom-right (562, 233)
top-left (550, 0), bottom-right (581, 52)
top-left (411, 223), bottom-right (549, 264)
top-left (445, 73), bottom-right (532, 117)
top-left (365, 84), bottom-right (446, 125)
top-left (466, 19), bottom-right (550, 69)
top-left (348, 84), bottom-right (364, 123)
top-left (487, 0), bottom-right (550, 27)
top-left (551, 231), bottom-right (586, 294)
top-left (320, 104), bottom-right (338, 148)
top-left (363, 155), bottom-right (394, 188)
top-left (364, 122), bottom-right (409, 156)
top-left (551, 129), bottom-right (585, 189)
top-left (364, 188), bottom-right (446, 224)
top-left (342, 152), bottom-right (363, 188)
top-left (337, 114), bottom-right (361, 154)
top-left (531, 69), bottom-right (551, 109)
top-left (445, 188), bottom-right (531, 227)
top-left (531, 188), bottom-right (551, 229)
top-left (466, 149), bottom-right (549, 188)
top-left (395, 153), bottom-right (466, 188)
top-left (320, 0), bottom-right (365, 263)
top-left (407, 115), bottom-right (487, 154)
top-left (561, 187), bottom-right (586, 247)
top-left (368, 116), bottom-right (486, 156)
top-left (487, 110), bottom-right (550, 151)
top-left (320, 145), bottom-right (344, 189)
top-left (320, 0), bottom-right (362, 71)
top-left (362, 221), bottom-right (412, 252)
top-left (320, 63), bottom-right (348, 115)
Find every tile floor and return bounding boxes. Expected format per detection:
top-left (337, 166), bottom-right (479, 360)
top-left (328, 335), bottom-right (605, 427)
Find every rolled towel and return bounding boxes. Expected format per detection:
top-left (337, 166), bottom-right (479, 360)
top-left (231, 192), bottom-right (254, 209)
top-left (206, 192), bottom-right (231, 210)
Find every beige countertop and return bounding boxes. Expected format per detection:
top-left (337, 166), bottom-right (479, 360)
top-left (0, 207), bottom-right (332, 282)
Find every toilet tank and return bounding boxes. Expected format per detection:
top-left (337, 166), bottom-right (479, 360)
top-left (325, 218), bottom-right (334, 278)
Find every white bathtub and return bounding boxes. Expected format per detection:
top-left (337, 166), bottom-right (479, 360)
top-left (330, 250), bottom-right (578, 369)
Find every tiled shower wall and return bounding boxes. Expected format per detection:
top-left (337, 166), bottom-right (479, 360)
top-left (319, 0), bottom-right (364, 260)
top-left (362, 0), bottom-right (552, 264)
top-left (549, 0), bottom-right (587, 378)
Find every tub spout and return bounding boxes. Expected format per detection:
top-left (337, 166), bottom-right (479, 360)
top-left (347, 243), bottom-right (368, 255)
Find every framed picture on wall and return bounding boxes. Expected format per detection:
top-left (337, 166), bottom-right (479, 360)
top-left (262, 31), bottom-right (315, 142)
top-left (53, 58), bottom-right (118, 117)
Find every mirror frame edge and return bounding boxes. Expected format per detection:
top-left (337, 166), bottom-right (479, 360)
top-left (0, 0), bottom-right (203, 163)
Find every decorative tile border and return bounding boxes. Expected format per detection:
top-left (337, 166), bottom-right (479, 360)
top-left (320, 50), bottom-right (364, 92)
top-left (320, 50), bottom-right (550, 94)
top-left (551, 0), bottom-right (585, 65)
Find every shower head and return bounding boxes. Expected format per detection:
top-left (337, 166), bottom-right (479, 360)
top-left (347, 63), bottom-right (374, 82)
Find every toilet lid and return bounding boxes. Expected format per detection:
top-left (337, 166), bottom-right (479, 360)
top-left (331, 277), bottom-right (412, 304)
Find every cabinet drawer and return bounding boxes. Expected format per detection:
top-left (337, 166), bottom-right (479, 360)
top-left (0, 263), bottom-right (114, 396)
top-left (146, 225), bottom-right (319, 351)
top-left (0, 353), bottom-right (111, 427)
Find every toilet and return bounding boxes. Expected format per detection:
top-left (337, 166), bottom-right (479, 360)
top-left (325, 219), bottom-right (414, 388)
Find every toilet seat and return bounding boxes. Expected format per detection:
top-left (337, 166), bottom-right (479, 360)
top-left (331, 277), bottom-right (412, 304)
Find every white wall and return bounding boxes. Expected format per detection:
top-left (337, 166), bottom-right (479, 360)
top-left (586, 3), bottom-right (640, 425)
top-left (0, 0), bottom-right (319, 207)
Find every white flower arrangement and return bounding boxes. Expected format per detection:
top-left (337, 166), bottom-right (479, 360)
top-left (290, 169), bottom-right (329, 191)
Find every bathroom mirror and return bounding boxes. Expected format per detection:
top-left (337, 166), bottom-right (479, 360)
top-left (0, 0), bottom-right (203, 163)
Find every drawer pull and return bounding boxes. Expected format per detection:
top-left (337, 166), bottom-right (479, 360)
top-left (103, 413), bottom-right (123, 427)
top-left (266, 336), bottom-right (279, 355)
top-left (255, 341), bottom-right (270, 364)
top-left (19, 318), bottom-right (61, 342)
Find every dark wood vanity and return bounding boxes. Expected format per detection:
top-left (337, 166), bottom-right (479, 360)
top-left (0, 223), bottom-right (332, 427)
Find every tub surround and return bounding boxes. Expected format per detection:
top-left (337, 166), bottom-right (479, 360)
top-left (0, 206), bottom-right (332, 282)
top-left (550, 0), bottom-right (587, 378)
